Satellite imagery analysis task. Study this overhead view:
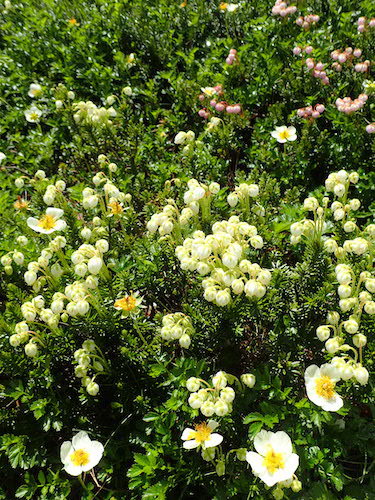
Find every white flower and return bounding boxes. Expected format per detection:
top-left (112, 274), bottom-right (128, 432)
top-left (304, 364), bottom-right (343, 412)
top-left (24, 106), bottom-right (42, 123)
top-left (181, 420), bottom-right (223, 450)
top-left (28, 83), bottom-right (42, 98)
top-left (246, 430), bottom-right (299, 487)
top-left (0, 152), bottom-right (5, 164)
top-left (27, 208), bottom-right (66, 234)
top-left (60, 431), bottom-right (104, 476)
top-left (271, 126), bottom-right (297, 143)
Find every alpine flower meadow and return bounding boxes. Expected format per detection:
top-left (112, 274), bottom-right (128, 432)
top-left (0, 0), bottom-right (374, 499)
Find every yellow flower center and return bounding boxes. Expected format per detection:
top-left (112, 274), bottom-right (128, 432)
top-left (38, 214), bottom-right (56, 230)
top-left (192, 423), bottom-right (212, 443)
top-left (315, 375), bottom-right (335, 399)
top-left (263, 448), bottom-right (285, 474)
top-left (108, 201), bottom-right (123, 214)
top-left (14, 199), bottom-right (29, 210)
top-left (70, 449), bottom-right (90, 467)
top-left (114, 296), bottom-right (137, 311)
top-left (29, 112), bottom-right (40, 121)
top-left (279, 130), bottom-right (291, 140)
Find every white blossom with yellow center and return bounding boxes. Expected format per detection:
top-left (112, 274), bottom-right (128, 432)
top-left (60, 431), bottom-right (104, 476)
top-left (181, 420), bottom-right (223, 450)
top-left (28, 83), bottom-right (42, 98)
top-left (304, 364), bottom-right (343, 412)
top-left (27, 208), bottom-right (66, 234)
top-left (246, 430), bottom-right (299, 487)
top-left (271, 125), bottom-right (297, 143)
top-left (24, 106), bottom-right (43, 123)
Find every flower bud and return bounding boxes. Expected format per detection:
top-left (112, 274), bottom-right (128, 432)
top-left (241, 373), bottom-right (256, 388)
top-left (200, 401), bottom-right (215, 417)
top-left (25, 342), bottom-right (38, 357)
top-left (86, 381), bottom-right (100, 396)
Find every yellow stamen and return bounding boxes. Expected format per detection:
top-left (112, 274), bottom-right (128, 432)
top-left (279, 130), bottom-right (291, 140)
top-left (38, 214), bottom-right (56, 230)
top-left (70, 449), bottom-right (89, 467)
top-left (108, 201), bottom-right (123, 215)
top-left (114, 296), bottom-right (137, 311)
top-left (315, 375), bottom-right (335, 399)
top-left (14, 199), bottom-right (29, 210)
top-left (192, 423), bottom-right (212, 443)
top-left (219, 2), bottom-right (228, 9)
top-left (29, 113), bottom-right (39, 121)
top-left (263, 448), bottom-right (285, 474)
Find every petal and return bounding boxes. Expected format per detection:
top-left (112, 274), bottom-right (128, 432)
top-left (64, 463), bottom-right (83, 476)
top-left (284, 453), bottom-right (299, 477)
top-left (288, 135), bottom-right (297, 141)
top-left (320, 364), bottom-right (340, 382)
top-left (253, 430), bottom-right (272, 455)
top-left (321, 393), bottom-right (343, 412)
top-left (183, 440), bottom-right (199, 449)
top-left (207, 420), bottom-right (219, 431)
top-left (27, 217), bottom-right (41, 231)
top-left (60, 441), bottom-right (73, 463)
top-left (72, 431), bottom-right (91, 450)
top-left (287, 126), bottom-right (296, 134)
top-left (204, 433), bottom-right (223, 448)
top-left (276, 126), bottom-right (286, 132)
top-left (257, 470), bottom-right (280, 487)
top-left (271, 131), bottom-right (279, 138)
top-left (246, 451), bottom-right (267, 475)
top-left (181, 428), bottom-right (195, 440)
top-left (269, 431), bottom-right (292, 455)
top-left (81, 441), bottom-right (104, 471)
top-left (46, 207), bottom-right (64, 219)
top-left (277, 138), bottom-right (287, 143)
top-left (304, 365), bottom-right (319, 382)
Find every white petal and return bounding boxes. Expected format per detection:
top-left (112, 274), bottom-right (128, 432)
top-left (183, 439), bottom-right (199, 449)
top-left (321, 393), bottom-right (343, 412)
top-left (320, 364), bottom-right (340, 382)
top-left (60, 441), bottom-right (73, 463)
top-left (288, 134), bottom-right (297, 141)
top-left (304, 364), bottom-right (320, 382)
top-left (207, 420), bottom-right (219, 431)
top-left (277, 137), bottom-right (287, 143)
top-left (246, 451), bottom-right (267, 475)
top-left (269, 431), bottom-right (292, 455)
top-left (181, 428), bottom-right (195, 440)
top-left (64, 463), bottom-right (83, 476)
top-left (275, 126), bottom-right (287, 132)
top-left (271, 131), bottom-right (279, 138)
top-left (204, 433), bottom-right (223, 448)
top-left (283, 453), bottom-right (299, 477)
top-left (46, 207), bottom-right (64, 219)
top-left (287, 126), bottom-right (296, 134)
top-left (81, 441), bottom-right (104, 471)
top-left (27, 217), bottom-right (41, 231)
top-left (253, 430), bottom-right (272, 455)
top-left (258, 469), bottom-right (280, 487)
top-left (72, 431), bottom-right (91, 450)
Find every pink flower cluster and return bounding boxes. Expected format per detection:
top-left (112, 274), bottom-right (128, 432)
top-left (292, 45), bottom-right (313, 55)
top-left (209, 101), bottom-right (242, 114)
top-left (305, 58), bottom-right (329, 85)
top-left (357, 17), bottom-right (375, 33)
top-left (271, 0), bottom-right (297, 17)
top-left (226, 49), bottom-right (238, 65)
top-left (297, 104), bottom-right (325, 120)
top-left (330, 47), bottom-right (369, 72)
top-left (366, 123), bottom-right (375, 134)
top-left (335, 94), bottom-right (368, 114)
top-left (296, 14), bottom-right (319, 29)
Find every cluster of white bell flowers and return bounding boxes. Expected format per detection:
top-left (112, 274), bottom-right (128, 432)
top-left (1, 247), bottom-right (26, 275)
top-left (227, 182), bottom-right (265, 218)
top-left (315, 266), bottom-right (374, 378)
top-left (290, 170), bottom-right (361, 246)
top-left (73, 339), bottom-right (109, 396)
top-left (9, 318), bottom-right (41, 358)
top-left (42, 180), bottom-right (67, 205)
top-left (175, 216), bottom-right (270, 306)
top-left (73, 100), bottom-right (117, 128)
top-left (160, 312), bottom-right (195, 348)
top-left (24, 236), bottom-right (66, 291)
top-left (146, 179), bottom-right (220, 239)
top-left (82, 167), bottom-right (132, 218)
top-left (186, 370), bottom-right (256, 417)
top-left (71, 240), bottom-right (110, 280)
top-left (174, 130), bottom-right (196, 154)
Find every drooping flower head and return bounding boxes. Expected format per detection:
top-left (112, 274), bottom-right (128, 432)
top-left (304, 364), bottom-right (343, 411)
top-left (60, 431), bottom-right (104, 476)
top-left (246, 430), bottom-right (299, 487)
top-left (28, 83), bottom-right (42, 98)
top-left (114, 291), bottom-right (143, 318)
top-left (271, 125), bottom-right (297, 143)
top-left (27, 208), bottom-right (66, 234)
top-left (181, 420), bottom-right (223, 450)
